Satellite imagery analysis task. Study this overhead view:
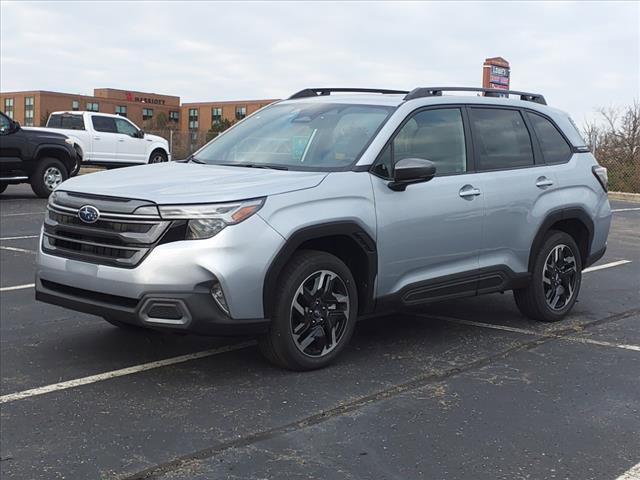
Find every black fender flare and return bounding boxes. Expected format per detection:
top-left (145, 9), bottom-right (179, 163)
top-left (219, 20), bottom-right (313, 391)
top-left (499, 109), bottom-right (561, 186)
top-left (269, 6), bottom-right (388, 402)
top-left (33, 143), bottom-right (76, 173)
top-left (262, 221), bottom-right (378, 317)
top-left (528, 207), bottom-right (594, 272)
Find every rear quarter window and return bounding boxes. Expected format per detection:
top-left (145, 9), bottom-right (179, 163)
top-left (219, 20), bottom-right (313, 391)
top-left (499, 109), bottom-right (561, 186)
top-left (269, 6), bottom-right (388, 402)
top-left (47, 114), bottom-right (85, 130)
top-left (91, 116), bottom-right (117, 133)
top-left (526, 112), bottom-right (572, 163)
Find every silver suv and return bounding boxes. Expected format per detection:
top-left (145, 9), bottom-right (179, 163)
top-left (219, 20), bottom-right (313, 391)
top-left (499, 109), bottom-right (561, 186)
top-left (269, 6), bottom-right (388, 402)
top-left (35, 87), bottom-right (612, 370)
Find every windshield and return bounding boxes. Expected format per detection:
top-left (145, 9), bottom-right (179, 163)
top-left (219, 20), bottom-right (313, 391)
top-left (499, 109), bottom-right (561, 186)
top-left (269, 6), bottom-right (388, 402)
top-left (193, 103), bottom-right (394, 170)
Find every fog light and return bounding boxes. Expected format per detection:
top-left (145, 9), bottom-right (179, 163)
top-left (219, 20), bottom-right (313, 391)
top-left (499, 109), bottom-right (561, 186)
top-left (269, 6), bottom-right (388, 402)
top-left (211, 280), bottom-right (229, 314)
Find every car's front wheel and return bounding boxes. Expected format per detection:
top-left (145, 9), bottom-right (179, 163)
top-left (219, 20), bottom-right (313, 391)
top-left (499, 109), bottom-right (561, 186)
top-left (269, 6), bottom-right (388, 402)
top-left (148, 149), bottom-right (168, 164)
top-left (514, 230), bottom-right (582, 322)
top-left (31, 158), bottom-right (68, 198)
top-left (259, 250), bottom-right (358, 370)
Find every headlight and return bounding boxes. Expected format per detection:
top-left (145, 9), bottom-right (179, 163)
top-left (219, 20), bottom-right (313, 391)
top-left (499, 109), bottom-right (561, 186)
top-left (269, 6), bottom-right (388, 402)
top-left (158, 198), bottom-right (264, 240)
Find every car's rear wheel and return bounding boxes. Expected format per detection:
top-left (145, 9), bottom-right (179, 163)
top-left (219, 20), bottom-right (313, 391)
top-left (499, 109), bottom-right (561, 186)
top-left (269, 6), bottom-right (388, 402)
top-left (31, 158), bottom-right (68, 198)
top-left (514, 230), bottom-right (582, 322)
top-left (148, 150), bottom-right (168, 164)
top-left (259, 250), bottom-right (358, 370)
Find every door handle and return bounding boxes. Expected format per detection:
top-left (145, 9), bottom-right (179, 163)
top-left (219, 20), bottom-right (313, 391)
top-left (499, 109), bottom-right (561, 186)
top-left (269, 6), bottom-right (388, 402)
top-left (93, 137), bottom-right (100, 140)
top-left (459, 185), bottom-right (481, 198)
top-left (118, 139), bottom-right (125, 142)
top-left (536, 176), bottom-right (554, 188)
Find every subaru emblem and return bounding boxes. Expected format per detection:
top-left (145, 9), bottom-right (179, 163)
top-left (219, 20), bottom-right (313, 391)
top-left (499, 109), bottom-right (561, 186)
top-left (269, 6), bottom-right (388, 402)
top-left (78, 205), bottom-right (100, 224)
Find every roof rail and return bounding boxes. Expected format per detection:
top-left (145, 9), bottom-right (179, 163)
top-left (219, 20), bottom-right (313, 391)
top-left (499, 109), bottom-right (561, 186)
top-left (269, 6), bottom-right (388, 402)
top-left (404, 87), bottom-right (547, 105)
top-left (289, 88), bottom-right (409, 99)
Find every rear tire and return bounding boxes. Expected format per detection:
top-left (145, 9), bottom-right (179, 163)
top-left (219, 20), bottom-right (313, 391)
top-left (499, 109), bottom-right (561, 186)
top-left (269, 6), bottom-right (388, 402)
top-left (30, 157), bottom-right (68, 198)
top-left (259, 250), bottom-right (358, 371)
top-left (514, 230), bottom-right (582, 322)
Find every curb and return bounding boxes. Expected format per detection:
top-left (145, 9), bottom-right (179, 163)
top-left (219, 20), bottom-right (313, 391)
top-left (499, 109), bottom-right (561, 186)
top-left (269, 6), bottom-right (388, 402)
top-left (608, 191), bottom-right (640, 203)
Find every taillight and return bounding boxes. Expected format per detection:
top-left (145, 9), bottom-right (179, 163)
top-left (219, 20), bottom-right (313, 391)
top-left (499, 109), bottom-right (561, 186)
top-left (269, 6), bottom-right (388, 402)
top-left (592, 165), bottom-right (608, 192)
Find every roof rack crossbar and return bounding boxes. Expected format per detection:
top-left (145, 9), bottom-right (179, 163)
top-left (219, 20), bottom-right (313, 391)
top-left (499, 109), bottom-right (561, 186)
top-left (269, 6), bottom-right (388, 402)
top-left (404, 87), bottom-right (547, 105)
top-left (289, 88), bottom-right (410, 99)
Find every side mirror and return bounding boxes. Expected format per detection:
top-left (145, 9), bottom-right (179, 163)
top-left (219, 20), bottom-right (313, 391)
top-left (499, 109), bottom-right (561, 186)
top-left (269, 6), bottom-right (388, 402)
top-left (11, 120), bottom-right (21, 133)
top-left (388, 158), bottom-right (436, 191)
top-left (137, 129), bottom-right (145, 138)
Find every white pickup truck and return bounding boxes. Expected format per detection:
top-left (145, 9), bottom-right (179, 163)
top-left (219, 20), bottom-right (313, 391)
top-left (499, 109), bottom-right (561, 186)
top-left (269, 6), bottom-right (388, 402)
top-left (31, 111), bottom-right (171, 167)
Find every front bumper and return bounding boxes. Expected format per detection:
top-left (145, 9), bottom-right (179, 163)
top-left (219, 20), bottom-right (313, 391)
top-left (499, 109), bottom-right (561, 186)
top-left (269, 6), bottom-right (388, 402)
top-left (35, 212), bottom-right (286, 331)
top-left (35, 277), bottom-right (269, 335)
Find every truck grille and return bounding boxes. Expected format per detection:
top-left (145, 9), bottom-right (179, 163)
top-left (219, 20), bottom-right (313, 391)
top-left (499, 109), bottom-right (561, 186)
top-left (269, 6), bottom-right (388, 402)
top-left (42, 191), bottom-right (171, 268)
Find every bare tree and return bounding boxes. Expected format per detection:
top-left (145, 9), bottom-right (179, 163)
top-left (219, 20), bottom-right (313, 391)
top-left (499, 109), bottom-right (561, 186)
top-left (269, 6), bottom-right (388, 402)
top-left (583, 101), bottom-right (640, 193)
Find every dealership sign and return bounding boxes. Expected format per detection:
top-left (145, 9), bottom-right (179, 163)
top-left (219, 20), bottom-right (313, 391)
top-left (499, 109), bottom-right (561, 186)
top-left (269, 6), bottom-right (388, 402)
top-left (489, 64), bottom-right (510, 89)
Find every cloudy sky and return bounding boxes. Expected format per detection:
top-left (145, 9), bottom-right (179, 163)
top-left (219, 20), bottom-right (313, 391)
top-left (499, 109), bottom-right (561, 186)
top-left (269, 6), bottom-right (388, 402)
top-left (1, 1), bottom-right (638, 124)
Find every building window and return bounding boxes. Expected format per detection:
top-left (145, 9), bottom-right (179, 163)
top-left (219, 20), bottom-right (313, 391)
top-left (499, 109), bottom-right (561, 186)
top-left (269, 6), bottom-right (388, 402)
top-left (142, 108), bottom-right (153, 120)
top-left (4, 98), bottom-right (13, 119)
top-left (86, 102), bottom-right (99, 112)
top-left (235, 105), bottom-right (246, 120)
top-left (188, 108), bottom-right (199, 130)
top-left (115, 105), bottom-right (127, 117)
top-left (169, 111), bottom-right (179, 122)
top-left (24, 96), bottom-right (34, 126)
top-left (71, 100), bottom-right (79, 111)
top-left (211, 107), bottom-right (223, 123)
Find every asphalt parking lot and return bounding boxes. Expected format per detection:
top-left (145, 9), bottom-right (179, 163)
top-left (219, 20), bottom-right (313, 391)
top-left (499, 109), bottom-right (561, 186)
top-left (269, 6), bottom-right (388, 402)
top-left (1, 183), bottom-right (639, 480)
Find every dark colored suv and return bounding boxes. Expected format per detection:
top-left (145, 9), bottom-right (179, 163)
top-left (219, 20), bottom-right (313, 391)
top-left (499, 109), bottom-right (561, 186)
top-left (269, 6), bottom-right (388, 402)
top-left (0, 111), bottom-right (79, 198)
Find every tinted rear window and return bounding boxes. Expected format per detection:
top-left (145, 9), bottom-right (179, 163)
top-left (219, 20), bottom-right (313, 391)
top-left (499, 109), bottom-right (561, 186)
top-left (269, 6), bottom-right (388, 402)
top-left (91, 116), bottom-right (117, 133)
top-left (47, 114), bottom-right (85, 130)
top-left (526, 112), bottom-right (572, 163)
top-left (469, 108), bottom-right (534, 170)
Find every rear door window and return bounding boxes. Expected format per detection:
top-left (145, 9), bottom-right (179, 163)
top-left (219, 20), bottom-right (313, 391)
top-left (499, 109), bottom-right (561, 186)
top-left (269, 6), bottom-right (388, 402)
top-left (47, 114), bottom-right (85, 130)
top-left (526, 112), bottom-right (572, 163)
top-left (91, 116), bottom-right (117, 133)
top-left (469, 108), bottom-right (534, 170)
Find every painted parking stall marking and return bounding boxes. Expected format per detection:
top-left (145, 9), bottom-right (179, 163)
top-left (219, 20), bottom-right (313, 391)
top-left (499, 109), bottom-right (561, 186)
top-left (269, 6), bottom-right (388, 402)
top-left (0, 341), bottom-right (256, 405)
top-left (0, 283), bottom-right (35, 292)
top-left (420, 314), bottom-right (640, 353)
top-left (583, 260), bottom-right (632, 273)
top-left (611, 207), bottom-right (640, 213)
top-left (616, 462), bottom-right (640, 480)
top-left (0, 245), bottom-right (36, 254)
top-left (0, 235), bottom-right (39, 241)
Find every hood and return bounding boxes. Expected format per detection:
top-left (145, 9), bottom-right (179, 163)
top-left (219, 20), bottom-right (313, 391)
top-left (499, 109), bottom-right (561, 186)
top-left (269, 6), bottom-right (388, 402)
top-left (144, 133), bottom-right (167, 144)
top-left (22, 127), bottom-right (69, 142)
top-left (58, 162), bottom-right (328, 204)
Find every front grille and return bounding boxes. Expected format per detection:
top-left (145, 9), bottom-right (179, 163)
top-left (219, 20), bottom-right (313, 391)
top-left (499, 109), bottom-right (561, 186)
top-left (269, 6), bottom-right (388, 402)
top-left (43, 194), bottom-right (171, 268)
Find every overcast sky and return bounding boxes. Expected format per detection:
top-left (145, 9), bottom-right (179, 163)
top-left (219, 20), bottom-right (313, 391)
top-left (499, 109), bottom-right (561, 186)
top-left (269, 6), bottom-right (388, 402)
top-left (1, 1), bottom-right (638, 124)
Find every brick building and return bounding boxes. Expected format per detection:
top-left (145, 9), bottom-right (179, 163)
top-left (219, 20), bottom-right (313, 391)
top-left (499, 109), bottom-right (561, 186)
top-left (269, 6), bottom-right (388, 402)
top-left (0, 87), bottom-right (276, 134)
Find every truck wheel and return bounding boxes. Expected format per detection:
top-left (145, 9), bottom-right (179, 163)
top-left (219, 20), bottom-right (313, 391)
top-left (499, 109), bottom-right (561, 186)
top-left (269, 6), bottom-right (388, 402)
top-left (0, 183), bottom-right (7, 194)
top-left (70, 146), bottom-right (82, 176)
top-left (258, 250), bottom-right (358, 371)
top-left (514, 230), bottom-right (582, 322)
top-left (30, 158), bottom-right (68, 198)
top-left (148, 150), bottom-right (168, 164)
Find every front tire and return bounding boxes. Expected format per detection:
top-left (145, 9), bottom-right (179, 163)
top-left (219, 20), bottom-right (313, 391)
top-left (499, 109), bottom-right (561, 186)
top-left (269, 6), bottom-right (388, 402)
top-left (514, 230), bottom-right (582, 322)
top-left (259, 250), bottom-right (358, 371)
top-left (148, 149), bottom-right (168, 164)
top-left (30, 158), bottom-right (68, 198)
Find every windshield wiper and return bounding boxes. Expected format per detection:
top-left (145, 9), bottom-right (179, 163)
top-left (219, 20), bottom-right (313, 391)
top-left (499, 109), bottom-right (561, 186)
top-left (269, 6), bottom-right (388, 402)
top-left (218, 163), bottom-right (289, 171)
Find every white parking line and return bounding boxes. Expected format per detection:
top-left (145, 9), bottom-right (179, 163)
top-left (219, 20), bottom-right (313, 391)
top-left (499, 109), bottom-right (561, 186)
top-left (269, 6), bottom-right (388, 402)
top-left (0, 235), bottom-right (39, 240)
top-left (0, 283), bottom-right (35, 292)
top-left (0, 340), bottom-right (256, 404)
top-left (0, 211), bottom-right (45, 217)
top-left (616, 462), bottom-right (640, 480)
top-left (420, 314), bottom-right (640, 353)
top-left (0, 245), bottom-right (36, 254)
top-left (612, 207), bottom-right (640, 213)
top-left (583, 260), bottom-right (632, 273)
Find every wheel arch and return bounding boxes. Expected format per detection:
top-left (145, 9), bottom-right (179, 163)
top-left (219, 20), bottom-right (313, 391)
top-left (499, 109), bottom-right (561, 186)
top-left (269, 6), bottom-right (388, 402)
top-left (148, 147), bottom-right (168, 162)
top-left (528, 207), bottom-right (594, 272)
top-left (33, 144), bottom-right (74, 173)
top-left (263, 221), bottom-right (377, 317)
